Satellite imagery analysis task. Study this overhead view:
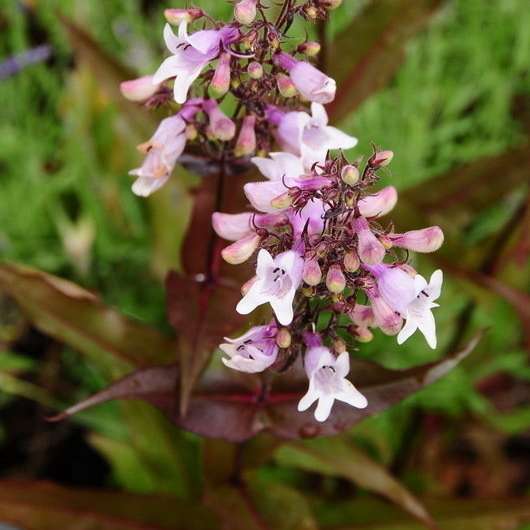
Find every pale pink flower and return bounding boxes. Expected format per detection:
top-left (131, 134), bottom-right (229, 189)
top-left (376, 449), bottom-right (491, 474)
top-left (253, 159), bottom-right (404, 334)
top-left (358, 186), bottom-right (398, 218)
top-left (234, 0), bottom-right (257, 25)
top-left (120, 75), bottom-right (160, 102)
top-left (236, 248), bottom-right (304, 325)
top-left (354, 216), bottom-right (385, 264)
top-left (365, 286), bottom-right (403, 336)
top-left (220, 323), bottom-right (278, 373)
top-left (388, 226), bottom-right (444, 253)
top-left (153, 21), bottom-right (238, 104)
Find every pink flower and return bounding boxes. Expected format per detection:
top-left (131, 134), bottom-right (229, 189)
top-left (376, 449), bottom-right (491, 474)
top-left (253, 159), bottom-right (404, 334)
top-left (120, 75), bottom-right (160, 102)
top-left (354, 216), bottom-right (385, 264)
top-left (298, 342), bottom-right (367, 422)
top-left (358, 186), bottom-right (398, 218)
top-left (365, 286), bottom-right (403, 336)
top-left (234, 114), bottom-right (257, 157)
top-left (209, 52), bottom-right (231, 98)
top-left (153, 21), bottom-right (238, 104)
top-left (236, 248), bottom-right (304, 325)
top-left (271, 103), bottom-right (357, 167)
top-left (274, 52), bottom-right (336, 104)
top-left (220, 323), bottom-right (278, 373)
top-left (204, 99), bottom-right (236, 141)
top-left (234, 0), bottom-right (257, 25)
top-left (388, 226), bottom-right (444, 253)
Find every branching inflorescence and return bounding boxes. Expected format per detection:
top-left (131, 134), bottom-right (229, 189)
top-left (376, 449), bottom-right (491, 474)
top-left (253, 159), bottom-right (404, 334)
top-left (121, 0), bottom-right (445, 423)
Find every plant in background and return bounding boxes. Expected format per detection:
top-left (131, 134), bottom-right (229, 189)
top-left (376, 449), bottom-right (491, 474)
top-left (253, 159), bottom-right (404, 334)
top-left (120, 0), bottom-right (445, 423)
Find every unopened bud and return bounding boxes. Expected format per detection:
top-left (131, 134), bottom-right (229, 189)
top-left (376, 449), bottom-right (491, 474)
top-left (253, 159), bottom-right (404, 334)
top-left (247, 61), bottom-right (263, 79)
top-left (303, 258), bottom-right (322, 286)
top-left (234, 0), bottom-right (257, 25)
top-left (271, 191), bottom-right (292, 209)
top-left (326, 264), bottom-right (346, 294)
top-left (321, 0), bottom-right (342, 9)
top-left (297, 41), bottom-right (321, 57)
top-left (210, 53), bottom-right (231, 98)
top-left (334, 338), bottom-right (347, 354)
top-left (185, 124), bottom-right (198, 141)
top-left (234, 114), bottom-right (256, 157)
top-left (241, 275), bottom-right (258, 296)
top-left (343, 250), bottom-right (360, 272)
top-left (120, 75), bottom-right (160, 102)
top-left (204, 99), bottom-right (236, 141)
top-left (276, 73), bottom-right (298, 98)
top-left (164, 8), bottom-right (203, 25)
top-left (276, 328), bottom-right (292, 348)
top-left (369, 150), bottom-right (394, 169)
top-left (356, 326), bottom-right (373, 343)
top-left (341, 164), bottom-right (359, 187)
top-left (221, 233), bottom-right (261, 264)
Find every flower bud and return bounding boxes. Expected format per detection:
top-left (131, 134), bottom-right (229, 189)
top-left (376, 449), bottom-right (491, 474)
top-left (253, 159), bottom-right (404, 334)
top-left (321, 0), bottom-right (342, 9)
top-left (164, 8), bottom-right (203, 25)
top-left (241, 275), bottom-right (257, 295)
top-left (341, 164), bottom-right (359, 187)
top-left (247, 61), bottom-right (263, 79)
top-left (369, 150), bottom-right (394, 169)
top-left (302, 286), bottom-right (316, 297)
top-left (389, 226), bottom-right (444, 253)
top-left (366, 288), bottom-right (403, 336)
top-left (303, 258), bottom-right (322, 286)
top-left (334, 338), bottom-right (347, 354)
top-left (221, 233), bottom-right (261, 264)
top-left (349, 304), bottom-right (374, 327)
top-left (303, 5), bottom-right (319, 19)
top-left (210, 53), bottom-right (231, 98)
top-left (234, 0), bottom-right (257, 25)
top-left (276, 73), bottom-right (298, 98)
top-left (204, 99), bottom-right (236, 141)
top-left (185, 124), bottom-right (198, 141)
top-left (326, 264), bottom-right (346, 294)
top-left (120, 75), bottom-right (160, 102)
top-left (276, 328), bottom-right (292, 349)
top-left (271, 191), bottom-right (292, 209)
top-left (298, 41), bottom-right (321, 57)
top-left (343, 250), bottom-right (360, 272)
top-left (354, 216), bottom-right (385, 265)
top-left (358, 186), bottom-right (398, 218)
top-left (355, 326), bottom-right (373, 343)
top-left (234, 114), bottom-right (256, 157)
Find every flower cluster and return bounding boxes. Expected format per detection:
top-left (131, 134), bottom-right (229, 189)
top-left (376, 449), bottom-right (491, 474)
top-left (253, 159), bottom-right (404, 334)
top-left (122, 1), bottom-right (445, 423)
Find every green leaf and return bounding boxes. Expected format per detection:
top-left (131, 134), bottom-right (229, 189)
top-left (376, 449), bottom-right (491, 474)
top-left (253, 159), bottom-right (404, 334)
top-left (328, 0), bottom-right (444, 121)
top-left (0, 262), bottom-right (175, 378)
top-left (275, 438), bottom-right (435, 529)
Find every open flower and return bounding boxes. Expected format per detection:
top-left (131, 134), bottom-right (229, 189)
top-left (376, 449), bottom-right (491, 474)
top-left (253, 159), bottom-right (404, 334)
top-left (368, 265), bottom-right (443, 348)
top-left (397, 270), bottom-right (443, 349)
top-left (236, 248), bottom-right (304, 325)
top-left (220, 323), bottom-right (278, 373)
top-left (271, 103), bottom-right (357, 167)
top-left (153, 21), bottom-right (238, 103)
top-left (129, 115), bottom-right (186, 196)
top-left (298, 342), bottom-right (367, 422)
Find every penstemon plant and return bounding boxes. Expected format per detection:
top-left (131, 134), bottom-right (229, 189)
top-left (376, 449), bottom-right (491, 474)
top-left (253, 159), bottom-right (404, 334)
top-left (120, 0), bottom-right (446, 423)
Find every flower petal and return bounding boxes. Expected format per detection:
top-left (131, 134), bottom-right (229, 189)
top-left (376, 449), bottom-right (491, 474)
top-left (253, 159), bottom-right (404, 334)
top-left (314, 395), bottom-right (335, 422)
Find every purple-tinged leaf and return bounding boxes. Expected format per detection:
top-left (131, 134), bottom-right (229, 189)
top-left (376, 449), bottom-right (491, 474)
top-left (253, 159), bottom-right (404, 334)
top-left (53, 332), bottom-right (483, 441)
top-left (327, 0), bottom-right (444, 122)
top-left (0, 262), bottom-right (175, 378)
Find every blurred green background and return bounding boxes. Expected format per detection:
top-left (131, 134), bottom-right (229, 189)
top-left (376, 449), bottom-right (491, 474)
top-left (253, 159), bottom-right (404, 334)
top-left (0, 0), bottom-right (529, 529)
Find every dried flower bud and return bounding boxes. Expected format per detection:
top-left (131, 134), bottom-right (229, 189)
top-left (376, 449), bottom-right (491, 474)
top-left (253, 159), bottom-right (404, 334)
top-left (210, 53), bottom-right (231, 98)
top-left (303, 258), bottom-right (322, 286)
top-left (326, 264), bottom-right (346, 294)
top-left (234, 114), bottom-right (257, 157)
top-left (369, 150), bottom-right (394, 169)
top-left (302, 286), bottom-right (316, 297)
top-left (276, 73), bottom-right (298, 98)
top-left (271, 191), bottom-right (292, 209)
top-left (298, 41), bottom-right (321, 57)
top-left (234, 0), bottom-right (257, 24)
top-left (164, 8), bottom-right (203, 25)
top-left (341, 164), bottom-right (359, 187)
top-left (240, 31), bottom-right (257, 51)
top-left (276, 328), bottom-right (292, 349)
top-left (120, 75), bottom-right (160, 102)
top-left (204, 99), bottom-right (236, 141)
top-left (304, 5), bottom-right (319, 19)
top-left (221, 233), bottom-right (261, 264)
top-left (321, 0), bottom-right (343, 9)
top-left (185, 124), bottom-right (198, 141)
top-left (379, 235), bottom-right (393, 250)
top-left (247, 61), bottom-right (263, 79)
top-left (343, 250), bottom-right (360, 272)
